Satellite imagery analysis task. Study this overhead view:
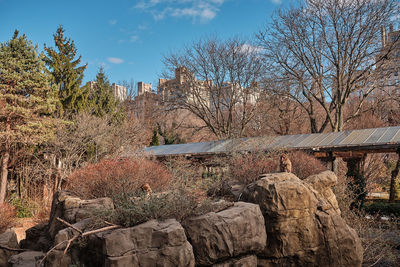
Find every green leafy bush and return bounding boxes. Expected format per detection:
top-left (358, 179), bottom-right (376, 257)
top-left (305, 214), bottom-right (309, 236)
top-left (364, 202), bottom-right (400, 217)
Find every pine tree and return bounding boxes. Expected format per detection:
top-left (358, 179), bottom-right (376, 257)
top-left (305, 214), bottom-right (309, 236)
top-left (150, 128), bottom-right (160, 146)
top-left (0, 30), bottom-right (59, 203)
top-left (44, 25), bottom-right (88, 114)
top-left (90, 67), bottom-right (123, 121)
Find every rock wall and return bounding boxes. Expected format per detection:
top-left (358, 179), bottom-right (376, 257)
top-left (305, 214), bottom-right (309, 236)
top-left (2, 171), bottom-right (363, 267)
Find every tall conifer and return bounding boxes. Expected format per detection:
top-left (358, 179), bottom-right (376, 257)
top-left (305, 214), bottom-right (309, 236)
top-left (44, 25), bottom-right (87, 114)
top-left (90, 67), bottom-right (123, 120)
top-left (0, 31), bottom-right (59, 203)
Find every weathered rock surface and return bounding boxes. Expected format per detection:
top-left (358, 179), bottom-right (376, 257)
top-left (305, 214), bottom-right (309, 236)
top-left (45, 219), bottom-right (92, 267)
top-left (304, 171), bottom-right (340, 214)
top-left (0, 229), bottom-right (20, 267)
top-left (85, 218), bottom-right (195, 267)
top-left (20, 223), bottom-right (52, 251)
top-left (213, 255), bottom-right (257, 267)
top-left (47, 191), bottom-right (113, 239)
top-left (241, 172), bottom-right (363, 267)
top-left (183, 202), bottom-right (266, 266)
top-left (8, 251), bottom-right (44, 267)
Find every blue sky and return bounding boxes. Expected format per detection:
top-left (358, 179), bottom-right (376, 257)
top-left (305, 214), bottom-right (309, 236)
top-left (0, 0), bottom-right (285, 89)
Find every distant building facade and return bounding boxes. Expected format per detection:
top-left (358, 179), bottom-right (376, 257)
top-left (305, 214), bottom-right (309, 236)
top-left (112, 83), bottom-right (127, 101)
top-left (137, 82), bottom-right (153, 96)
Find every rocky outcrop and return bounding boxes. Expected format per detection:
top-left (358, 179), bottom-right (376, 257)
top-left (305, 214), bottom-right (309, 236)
top-left (46, 218), bottom-right (196, 267)
top-left (183, 202), bottom-right (266, 266)
top-left (304, 170), bottom-right (340, 214)
top-left (0, 229), bottom-right (20, 267)
top-left (241, 171), bottom-right (363, 267)
top-left (47, 191), bottom-right (114, 239)
top-left (8, 251), bottom-right (44, 267)
top-left (88, 218), bottom-right (195, 267)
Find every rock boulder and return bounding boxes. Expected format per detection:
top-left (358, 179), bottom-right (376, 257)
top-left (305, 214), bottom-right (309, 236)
top-left (241, 172), bottom-right (363, 267)
top-left (0, 229), bottom-right (20, 267)
top-left (183, 202), bottom-right (266, 266)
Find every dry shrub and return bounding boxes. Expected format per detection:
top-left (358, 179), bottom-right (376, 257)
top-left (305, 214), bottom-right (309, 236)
top-left (228, 152), bottom-right (279, 184)
top-left (0, 203), bottom-right (16, 233)
top-left (288, 151), bottom-right (327, 179)
top-left (334, 174), bottom-right (399, 266)
top-left (228, 151), bottom-right (327, 184)
top-left (66, 157), bottom-right (171, 199)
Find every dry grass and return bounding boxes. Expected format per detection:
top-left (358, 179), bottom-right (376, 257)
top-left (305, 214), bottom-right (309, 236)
top-left (0, 203), bottom-right (16, 233)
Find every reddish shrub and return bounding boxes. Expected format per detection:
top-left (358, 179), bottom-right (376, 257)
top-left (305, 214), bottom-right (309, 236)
top-left (288, 151), bottom-right (327, 179)
top-left (228, 151), bottom-right (327, 184)
top-left (229, 153), bottom-right (279, 184)
top-left (66, 158), bottom-right (171, 199)
top-left (0, 203), bottom-right (16, 233)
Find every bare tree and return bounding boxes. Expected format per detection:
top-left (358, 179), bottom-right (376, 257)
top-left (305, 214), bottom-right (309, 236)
top-left (162, 37), bottom-right (265, 139)
top-left (258, 0), bottom-right (399, 133)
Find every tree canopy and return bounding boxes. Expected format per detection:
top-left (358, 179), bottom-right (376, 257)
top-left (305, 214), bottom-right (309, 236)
top-left (0, 30), bottom-right (59, 203)
top-left (44, 25), bottom-right (88, 114)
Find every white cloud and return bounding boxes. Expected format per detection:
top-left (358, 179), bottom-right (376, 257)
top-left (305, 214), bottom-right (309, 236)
top-left (109, 19), bottom-right (117, 25)
top-left (130, 35), bottom-right (139, 42)
top-left (134, 0), bottom-right (226, 22)
top-left (270, 0), bottom-right (282, 4)
top-left (107, 57), bottom-right (124, 64)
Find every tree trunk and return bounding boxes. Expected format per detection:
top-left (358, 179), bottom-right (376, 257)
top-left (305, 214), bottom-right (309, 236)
top-left (0, 151), bottom-right (10, 204)
top-left (389, 150), bottom-right (400, 203)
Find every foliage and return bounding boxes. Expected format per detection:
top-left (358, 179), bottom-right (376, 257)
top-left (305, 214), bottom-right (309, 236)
top-left (364, 201), bottom-right (400, 217)
top-left (102, 187), bottom-right (212, 227)
top-left (150, 128), bottom-right (160, 146)
top-left (90, 67), bottom-right (124, 122)
top-left (0, 30), bottom-right (60, 203)
top-left (65, 158), bottom-right (171, 199)
top-left (0, 203), bottom-right (16, 233)
top-left (9, 194), bottom-right (39, 218)
top-left (44, 25), bottom-right (88, 114)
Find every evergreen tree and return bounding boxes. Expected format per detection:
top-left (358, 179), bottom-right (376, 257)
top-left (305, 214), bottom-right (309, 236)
top-left (0, 30), bottom-right (59, 203)
top-left (44, 25), bottom-right (88, 114)
top-left (150, 128), bottom-right (160, 146)
top-left (90, 67), bottom-right (123, 120)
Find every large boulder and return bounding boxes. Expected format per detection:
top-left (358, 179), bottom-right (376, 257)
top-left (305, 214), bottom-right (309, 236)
top-left (85, 218), bottom-right (195, 267)
top-left (47, 191), bottom-right (114, 239)
top-left (0, 229), bottom-right (20, 267)
top-left (183, 202), bottom-right (266, 266)
top-left (241, 172), bottom-right (363, 267)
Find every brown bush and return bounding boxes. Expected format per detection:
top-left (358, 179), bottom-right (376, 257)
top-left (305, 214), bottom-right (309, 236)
top-left (288, 151), bottom-right (327, 179)
top-left (228, 151), bottom-right (327, 185)
top-left (65, 157), bottom-right (172, 199)
top-left (0, 203), bottom-right (16, 233)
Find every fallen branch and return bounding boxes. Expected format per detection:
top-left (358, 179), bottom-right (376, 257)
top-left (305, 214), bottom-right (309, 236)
top-left (56, 217), bottom-right (82, 234)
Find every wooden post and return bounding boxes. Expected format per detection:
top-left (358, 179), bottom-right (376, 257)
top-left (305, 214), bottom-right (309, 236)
top-left (389, 148), bottom-right (400, 203)
top-left (345, 156), bottom-right (366, 210)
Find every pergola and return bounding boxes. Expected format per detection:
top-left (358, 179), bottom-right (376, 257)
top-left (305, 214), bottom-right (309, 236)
top-left (144, 126), bottom-right (400, 202)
